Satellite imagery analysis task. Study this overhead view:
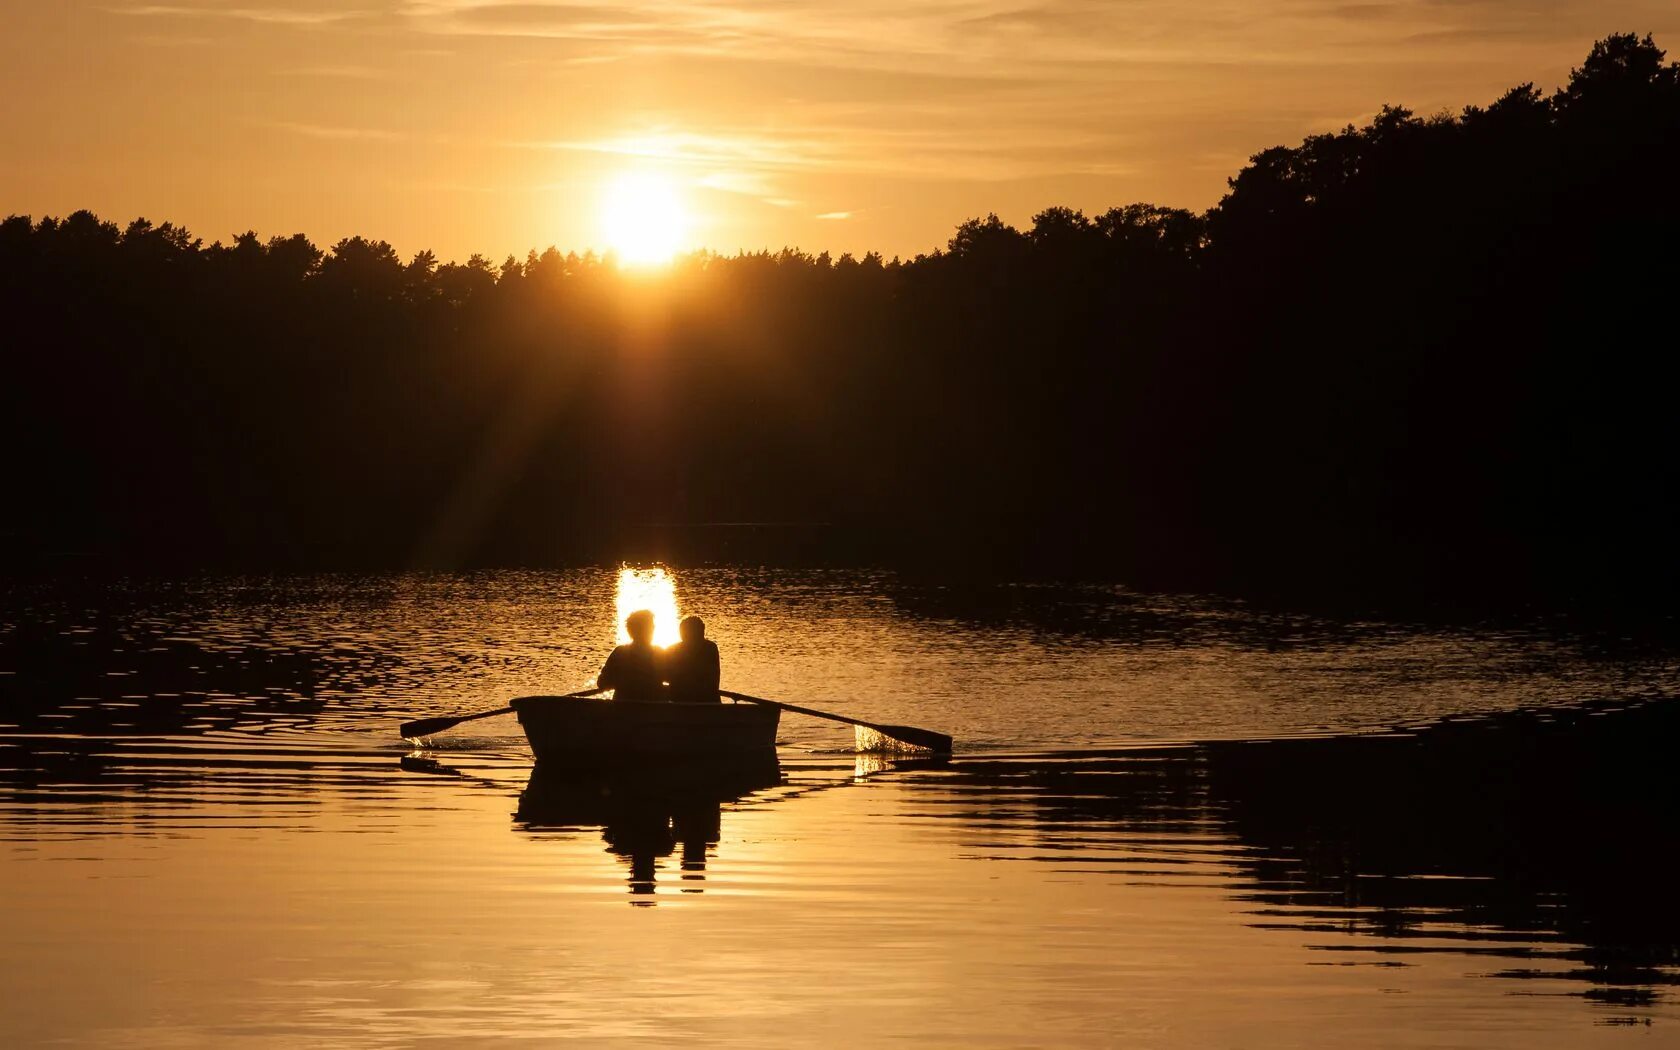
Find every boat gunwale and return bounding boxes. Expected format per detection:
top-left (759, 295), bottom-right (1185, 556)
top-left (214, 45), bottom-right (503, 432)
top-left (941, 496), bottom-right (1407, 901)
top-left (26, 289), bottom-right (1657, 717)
top-left (510, 695), bottom-right (760, 711)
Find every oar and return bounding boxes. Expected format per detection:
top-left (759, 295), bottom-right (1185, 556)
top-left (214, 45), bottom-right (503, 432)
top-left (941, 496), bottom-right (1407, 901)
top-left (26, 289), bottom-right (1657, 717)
top-left (400, 687), bottom-right (605, 740)
top-left (721, 690), bottom-right (953, 753)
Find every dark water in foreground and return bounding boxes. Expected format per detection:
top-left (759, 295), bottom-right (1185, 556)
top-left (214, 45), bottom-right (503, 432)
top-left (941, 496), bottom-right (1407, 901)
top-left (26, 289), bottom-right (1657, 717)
top-left (2, 570), bottom-right (1678, 1047)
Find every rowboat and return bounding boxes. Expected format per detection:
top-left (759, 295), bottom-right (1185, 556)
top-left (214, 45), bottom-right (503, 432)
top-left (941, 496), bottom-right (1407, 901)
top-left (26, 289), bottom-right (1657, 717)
top-left (510, 694), bottom-right (780, 766)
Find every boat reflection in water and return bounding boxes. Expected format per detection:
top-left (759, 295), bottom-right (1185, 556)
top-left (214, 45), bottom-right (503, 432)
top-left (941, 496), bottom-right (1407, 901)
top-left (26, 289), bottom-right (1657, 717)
top-left (514, 753), bottom-right (783, 902)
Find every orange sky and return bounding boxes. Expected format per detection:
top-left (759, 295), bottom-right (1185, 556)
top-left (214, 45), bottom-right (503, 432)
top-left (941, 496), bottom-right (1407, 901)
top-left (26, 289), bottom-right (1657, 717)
top-left (3, 2), bottom-right (1676, 263)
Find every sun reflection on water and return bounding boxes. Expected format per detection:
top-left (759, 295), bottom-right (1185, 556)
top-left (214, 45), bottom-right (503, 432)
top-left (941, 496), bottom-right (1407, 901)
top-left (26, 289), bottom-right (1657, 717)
top-left (615, 566), bottom-right (681, 646)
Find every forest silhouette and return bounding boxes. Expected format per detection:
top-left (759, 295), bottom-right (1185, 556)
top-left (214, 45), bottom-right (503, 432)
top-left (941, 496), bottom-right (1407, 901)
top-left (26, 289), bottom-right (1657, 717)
top-left (3, 34), bottom-right (1675, 605)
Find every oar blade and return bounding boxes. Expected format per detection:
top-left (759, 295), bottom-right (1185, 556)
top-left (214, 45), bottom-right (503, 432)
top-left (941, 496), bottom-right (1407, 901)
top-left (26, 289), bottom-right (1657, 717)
top-left (871, 724), bottom-right (954, 754)
top-left (400, 715), bottom-right (464, 740)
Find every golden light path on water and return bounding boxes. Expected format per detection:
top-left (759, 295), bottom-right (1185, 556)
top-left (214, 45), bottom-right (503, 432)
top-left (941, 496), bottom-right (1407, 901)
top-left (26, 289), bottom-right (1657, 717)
top-left (614, 566), bottom-right (682, 646)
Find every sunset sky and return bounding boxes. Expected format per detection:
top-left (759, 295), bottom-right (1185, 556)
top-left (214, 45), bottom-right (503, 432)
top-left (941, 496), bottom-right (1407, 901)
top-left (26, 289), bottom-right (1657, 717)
top-left (4, 2), bottom-right (1676, 263)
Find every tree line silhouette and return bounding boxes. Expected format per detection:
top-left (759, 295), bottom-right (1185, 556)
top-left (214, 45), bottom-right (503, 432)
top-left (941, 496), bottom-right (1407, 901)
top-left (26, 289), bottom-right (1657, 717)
top-left (3, 33), bottom-right (1676, 605)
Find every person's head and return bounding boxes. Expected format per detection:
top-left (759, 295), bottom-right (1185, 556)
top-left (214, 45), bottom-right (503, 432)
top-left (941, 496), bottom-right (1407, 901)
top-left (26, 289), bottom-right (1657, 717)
top-left (625, 609), bottom-right (655, 644)
top-left (680, 615), bottom-right (705, 642)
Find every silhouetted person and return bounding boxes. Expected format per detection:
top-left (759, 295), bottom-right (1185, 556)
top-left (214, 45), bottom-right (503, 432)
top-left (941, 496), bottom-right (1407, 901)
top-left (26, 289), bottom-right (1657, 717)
top-left (597, 609), bottom-right (665, 703)
top-left (664, 614), bottom-right (721, 703)
top-left (672, 797), bottom-right (723, 882)
top-left (602, 804), bottom-right (675, 899)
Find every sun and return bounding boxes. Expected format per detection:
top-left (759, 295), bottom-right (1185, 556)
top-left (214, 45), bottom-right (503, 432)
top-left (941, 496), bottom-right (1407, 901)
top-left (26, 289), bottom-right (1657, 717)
top-left (599, 172), bottom-right (690, 266)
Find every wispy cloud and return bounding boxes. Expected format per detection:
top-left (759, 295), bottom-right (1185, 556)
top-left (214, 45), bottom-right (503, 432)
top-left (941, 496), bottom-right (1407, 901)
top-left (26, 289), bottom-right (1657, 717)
top-left (528, 120), bottom-right (1146, 185)
top-left (527, 130), bottom-right (838, 172)
top-left (815, 211), bottom-right (852, 220)
top-left (107, 4), bottom-right (371, 26)
top-left (698, 170), bottom-right (779, 197)
top-left (414, 2), bottom-right (671, 39)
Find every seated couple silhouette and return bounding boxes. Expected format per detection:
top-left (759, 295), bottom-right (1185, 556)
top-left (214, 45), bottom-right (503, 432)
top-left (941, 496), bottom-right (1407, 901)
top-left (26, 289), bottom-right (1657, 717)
top-left (596, 611), bottom-right (721, 704)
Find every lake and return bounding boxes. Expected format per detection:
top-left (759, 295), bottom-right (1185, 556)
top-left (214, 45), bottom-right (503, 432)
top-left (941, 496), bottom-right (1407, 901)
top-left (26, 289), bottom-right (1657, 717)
top-left (2, 568), bottom-right (1677, 1047)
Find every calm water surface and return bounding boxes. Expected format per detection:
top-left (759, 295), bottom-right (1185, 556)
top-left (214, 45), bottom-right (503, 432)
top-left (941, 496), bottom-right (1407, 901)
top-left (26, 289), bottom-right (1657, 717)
top-left (2, 569), bottom-right (1677, 1047)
